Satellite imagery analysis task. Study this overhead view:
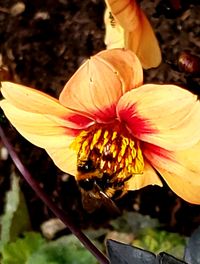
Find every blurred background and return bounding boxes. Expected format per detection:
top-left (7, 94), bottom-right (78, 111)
top-left (0, 1), bottom-right (200, 261)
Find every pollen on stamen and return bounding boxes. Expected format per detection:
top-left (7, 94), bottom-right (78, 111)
top-left (110, 143), bottom-right (116, 153)
top-left (102, 135), bottom-right (110, 147)
top-left (125, 158), bottom-right (129, 167)
top-left (132, 149), bottom-right (137, 158)
top-left (118, 144), bottom-right (127, 159)
top-left (90, 129), bottom-right (101, 149)
top-left (128, 154), bottom-right (132, 164)
top-left (100, 142), bottom-right (105, 154)
top-left (95, 129), bottom-right (102, 141)
top-left (82, 139), bottom-right (89, 152)
top-left (130, 140), bottom-right (135, 148)
top-left (113, 150), bottom-right (117, 158)
top-left (117, 154), bottom-right (122, 163)
top-left (71, 123), bottom-right (145, 181)
top-left (104, 130), bottom-right (109, 139)
top-left (100, 159), bottom-right (106, 169)
top-left (128, 165), bottom-right (132, 173)
top-left (112, 131), bottom-right (118, 141)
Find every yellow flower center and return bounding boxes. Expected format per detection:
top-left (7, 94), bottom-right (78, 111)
top-left (70, 123), bottom-right (144, 199)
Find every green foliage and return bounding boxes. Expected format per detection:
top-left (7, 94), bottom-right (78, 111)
top-left (1, 232), bottom-right (98, 264)
top-left (110, 212), bottom-right (186, 259)
top-left (110, 212), bottom-right (159, 234)
top-left (0, 173), bottom-right (31, 252)
top-left (0, 175), bottom-right (187, 263)
top-left (133, 228), bottom-right (186, 259)
top-left (27, 235), bottom-right (98, 264)
top-left (1, 232), bottom-right (45, 264)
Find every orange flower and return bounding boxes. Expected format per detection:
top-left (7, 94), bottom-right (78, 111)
top-left (1, 49), bottom-right (200, 204)
top-left (104, 0), bottom-right (161, 69)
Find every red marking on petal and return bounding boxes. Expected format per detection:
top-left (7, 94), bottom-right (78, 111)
top-left (142, 142), bottom-right (173, 161)
top-left (91, 104), bottom-right (117, 123)
top-left (66, 104), bottom-right (117, 127)
top-left (66, 114), bottom-right (94, 128)
top-left (118, 106), bottom-right (157, 138)
top-left (64, 127), bottom-right (81, 137)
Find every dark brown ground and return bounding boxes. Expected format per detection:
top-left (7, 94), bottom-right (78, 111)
top-left (0, 0), bottom-right (200, 237)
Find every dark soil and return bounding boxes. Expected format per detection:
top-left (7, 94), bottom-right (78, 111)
top-left (0, 0), bottom-right (200, 237)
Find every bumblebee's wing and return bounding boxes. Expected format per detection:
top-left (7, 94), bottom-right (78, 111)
top-left (81, 188), bottom-right (103, 213)
top-left (81, 183), bottom-right (121, 215)
top-left (98, 189), bottom-right (121, 215)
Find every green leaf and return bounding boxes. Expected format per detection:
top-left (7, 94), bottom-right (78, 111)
top-left (133, 228), bottom-right (186, 259)
top-left (2, 232), bottom-right (45, 264)
top-left (110, 212), bottom-right (159, 234)
top-left (0, 173), bottom-right (31, 251)
top-left (27, 235), bottom-right (98, 264)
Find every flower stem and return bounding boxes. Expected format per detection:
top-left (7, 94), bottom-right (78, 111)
top-left (0, 125), bottom-right (110, 264)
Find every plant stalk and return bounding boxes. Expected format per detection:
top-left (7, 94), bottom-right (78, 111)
top-left (0, 125), bottom-right (110, 264)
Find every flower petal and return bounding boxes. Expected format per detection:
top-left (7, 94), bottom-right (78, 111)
top-left (105, 0), bottom-right (140, 31)
top-left (125, 10), bottom-right (161, 69)
top-left (0, 100), bottom-right (77, 148)
top-left (105, 0), bottom-right (161, 69)
top-left (59, 49), bottom-right (143, 123)
top-left (104, 8), bottom-right (125, 49)
top-left (97, 49), bottom-right (143, 92)
top-left (156, 168), bottom-right (200, 204)
top-left (1, 82), bottom-right (66, 115)
top-left (125, 160), bottom-right (162, 191)
top-left (0, 98), bottom-right (80, 176)
top-left (117, 84), bottom-right (200, 151)
top-left (143, 141), bottom-right (200, 203)
top-left (1, 81), bottom-right (93, 129)
top-left (47, 146), bottom-right (77, 176)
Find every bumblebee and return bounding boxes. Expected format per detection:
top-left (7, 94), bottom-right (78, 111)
top-left (76, 148), bottom-right (131, 214)
top-left (72, 125), bottom-right (144, 213)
